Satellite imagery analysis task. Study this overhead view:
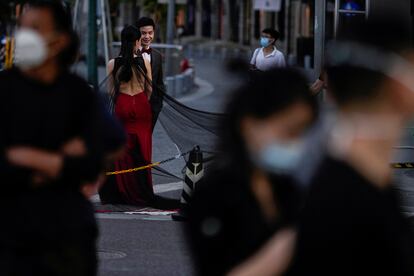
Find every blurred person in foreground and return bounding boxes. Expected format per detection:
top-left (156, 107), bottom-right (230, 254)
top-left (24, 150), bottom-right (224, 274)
top-left (187, 68), bottom-right (318, 276)
top-left (287, 17), bottom-right (414, 276)
top-left (0, 1), bottom-right (115, 274)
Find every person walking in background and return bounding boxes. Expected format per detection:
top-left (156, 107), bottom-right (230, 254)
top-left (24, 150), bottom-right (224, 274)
top-left (288, 17), bottom-right (414, 276)
top-left (188, 68), bottom-right (318, 276)
top-left (0, 1), bottom-right (114, 274)
top-left (250, 28), bottom-right (286, 71)
top-left (135, 17), bottom-right (165, 131)
top-left (103, 25), bottom-right (154, 206)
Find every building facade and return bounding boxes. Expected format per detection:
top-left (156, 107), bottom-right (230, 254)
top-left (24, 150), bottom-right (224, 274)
top-left (184, 0), bottom-right (413, 78)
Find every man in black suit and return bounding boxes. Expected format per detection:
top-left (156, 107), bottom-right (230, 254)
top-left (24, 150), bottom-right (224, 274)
top-left (136, 17), bottom-right (165, 131)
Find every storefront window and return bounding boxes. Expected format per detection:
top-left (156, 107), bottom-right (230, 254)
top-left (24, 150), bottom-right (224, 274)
top-left (325, 0), bottom-right (335, 41)
top-left (340, 0), bottom-right (366, 11)
top-left (286, 0), bottom-right (315, 69)
top-left (337, 0), bottom-right (368, 36)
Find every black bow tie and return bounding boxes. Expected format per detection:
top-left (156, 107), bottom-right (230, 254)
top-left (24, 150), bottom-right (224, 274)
top-left (141, 48), bottom-right (152, 55)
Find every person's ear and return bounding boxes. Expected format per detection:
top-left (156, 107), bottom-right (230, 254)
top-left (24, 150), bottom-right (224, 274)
top-left (383, 77), bottom-right (414, 119)
top-left (241, 117), bottom-right (255, 141)
top-left (241, 117), bottom-right (263, 152)
top-left (49, 33), bottom-right (70, 57)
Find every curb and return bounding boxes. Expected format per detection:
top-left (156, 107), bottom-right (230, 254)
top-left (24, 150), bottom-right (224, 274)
top-left (176, 77), bottom-right (215, 103)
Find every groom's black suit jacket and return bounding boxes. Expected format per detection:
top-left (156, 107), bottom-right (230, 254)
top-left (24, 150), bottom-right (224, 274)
top-left (150, 48), bottom-right (165, 130)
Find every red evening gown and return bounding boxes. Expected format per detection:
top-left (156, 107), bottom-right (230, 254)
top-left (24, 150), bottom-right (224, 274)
top-left (114, 92), bottom-right (154, 205)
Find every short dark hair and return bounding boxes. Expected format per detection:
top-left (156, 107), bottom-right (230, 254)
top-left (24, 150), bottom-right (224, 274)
top-left (218, 68), bottom-right (317, 181)
top-left (262, 28), bottom-right (280, 43)
top-left (25, 0), bottom-right (78, 68)
top-left (326, 15), bottom-right (412, 106)
top-left (135, 17), bottom-right (155, 29)
top-left (26, 0), bottom-right (72, 33)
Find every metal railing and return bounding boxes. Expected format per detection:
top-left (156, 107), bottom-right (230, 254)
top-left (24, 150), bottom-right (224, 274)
top-left (111, 42), bottom-right (184, 77)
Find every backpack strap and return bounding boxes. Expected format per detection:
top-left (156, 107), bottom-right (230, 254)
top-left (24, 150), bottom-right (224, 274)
top-left (251, 48), bottom-right (260, 66)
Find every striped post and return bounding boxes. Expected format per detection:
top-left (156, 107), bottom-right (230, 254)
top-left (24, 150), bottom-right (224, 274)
top-left (172, 146), bottom-right (204, 221)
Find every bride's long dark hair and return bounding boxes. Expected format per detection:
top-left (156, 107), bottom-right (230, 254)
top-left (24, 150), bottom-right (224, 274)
top-left (114, 25), bottom-right (142, 93)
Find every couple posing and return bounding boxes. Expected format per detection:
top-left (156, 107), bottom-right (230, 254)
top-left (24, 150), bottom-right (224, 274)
top-left (100, 17), bottom-right (166, 206)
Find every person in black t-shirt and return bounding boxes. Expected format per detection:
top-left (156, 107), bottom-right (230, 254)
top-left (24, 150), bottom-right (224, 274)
top-left (288, 17), bottom-right (414, 276)
top-left (0, 2), bottom-right (122, 275)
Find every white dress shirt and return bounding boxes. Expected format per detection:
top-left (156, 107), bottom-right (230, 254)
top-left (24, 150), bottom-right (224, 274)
top-left (250, 46), bottom-right (286, 71)
top-left (140, 46), bottom-right (151, 63)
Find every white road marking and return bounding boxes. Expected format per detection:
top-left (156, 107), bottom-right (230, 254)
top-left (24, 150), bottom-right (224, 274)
top-left (154, 181), bottom-right (183, 194)
top-left (96, 213), bottom-right (172, 221)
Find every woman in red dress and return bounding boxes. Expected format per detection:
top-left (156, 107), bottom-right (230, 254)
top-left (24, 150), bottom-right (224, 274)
top-left (106, 25), bottom-right (154, 206)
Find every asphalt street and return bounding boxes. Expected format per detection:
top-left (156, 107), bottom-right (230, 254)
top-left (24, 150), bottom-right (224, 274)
top-left (97, 55), bottom-right (240, 276)
top-left (95, 51), bottom-right (414, 275)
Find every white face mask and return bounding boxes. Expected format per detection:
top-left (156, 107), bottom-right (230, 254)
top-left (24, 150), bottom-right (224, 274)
top-left (14, 28), bottom-right (47, 70)
top-left (255, 140), bottom-right (305, 175)
top-left (329, 115), bottom-right (403, 158)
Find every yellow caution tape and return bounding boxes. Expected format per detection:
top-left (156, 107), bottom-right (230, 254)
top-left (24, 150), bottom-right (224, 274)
top-left (106, 162), bottom-right (161, 176)
top-left (8, 37), bottom-right (14, 68)
top-left (4, 37), bottom-right (14, 69)
top-left (391, 163), bottom-right (414, 169)
top-left (105, 149), bottom-right (192, 176)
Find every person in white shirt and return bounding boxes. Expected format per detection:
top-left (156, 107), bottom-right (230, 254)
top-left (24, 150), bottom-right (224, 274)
top-left (250, 28), bottom-right (286, 71)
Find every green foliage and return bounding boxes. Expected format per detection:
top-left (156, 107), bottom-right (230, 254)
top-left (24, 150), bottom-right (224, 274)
top-left (143, 0), bottom-right (168, 41)
top-left (143, 0), bottom-right (157, 13)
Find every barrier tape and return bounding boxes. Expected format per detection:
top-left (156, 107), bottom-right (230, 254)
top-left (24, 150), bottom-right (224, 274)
top-left (391, 163), bottom-right (414, 169)
top-left (106, 150), bottom-right (414, 174)
top-left (4, 37), bottom-right (14, 69)
top-left (106, 160), bottom-right (414, 174)
top-left (106, 150), bottom-right (191, 176)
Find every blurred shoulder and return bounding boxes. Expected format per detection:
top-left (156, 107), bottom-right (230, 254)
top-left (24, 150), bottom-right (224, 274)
top-left (275, 49), bottom-right (285, 57)
top-left (63, 72), bottom-right (96, 100)
top-left (0, 67), bottom-right (18, 80)
top-left (65, 72), bottom-right (93, 89)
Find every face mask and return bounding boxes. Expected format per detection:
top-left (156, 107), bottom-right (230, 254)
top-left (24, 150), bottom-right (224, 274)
top-left (256, 141), bottom-right (304, 174)
top-left (329, 115), bottom-right (403, 158)
top-left (14, 28), bottom-right (47, 70)
top-left (260, 37), bottom-right (272, 48)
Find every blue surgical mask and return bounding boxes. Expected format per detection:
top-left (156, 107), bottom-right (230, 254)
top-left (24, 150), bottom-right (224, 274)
top-left (260, 37), bottom-right (272, 48)
top-left (256, 141), bottom-right (304, 174)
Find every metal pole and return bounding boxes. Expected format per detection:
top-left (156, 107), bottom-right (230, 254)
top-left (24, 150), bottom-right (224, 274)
top-left (104, 0), bottom-right (113, 56)
top-left (365, 0), bottom-right (370, 18)
top-left (73, 0), bottom-right (79, 29)
top-left (100, 0), bottom-right (109, 70)
top-left (165, 0), bottom-right (175, 77)
top-left (314, 0), bottom-right (326, 79)
top-left (334, 0), bottom-right (339, 38)
top-left (166, 0), bottom-right (175, 44)
top-left (88, 0), bottom-right (98, 87)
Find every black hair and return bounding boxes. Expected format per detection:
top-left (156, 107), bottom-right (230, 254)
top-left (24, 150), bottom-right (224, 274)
top-left (24, 0), bottom-right (78, 68)
top-left (217, 68), bottom-right (318, 184)
top-left (113, 25), bottom-right (141, 95)
top-left (135, 17), bottom-right (156, 29)
top-left (326, 15), bottom-right (412, 106)
top-left (262, 28), bottom-right (280, 44)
